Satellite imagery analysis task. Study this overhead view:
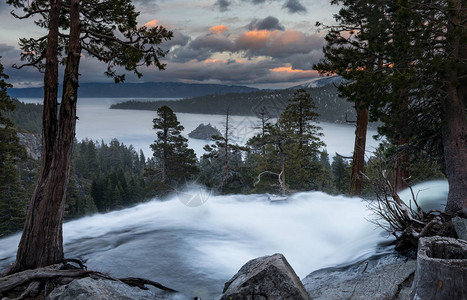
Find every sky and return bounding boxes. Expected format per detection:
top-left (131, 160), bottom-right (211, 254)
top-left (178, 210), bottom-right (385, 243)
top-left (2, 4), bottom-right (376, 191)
top-left (0, 0), bottom-right (340, 89)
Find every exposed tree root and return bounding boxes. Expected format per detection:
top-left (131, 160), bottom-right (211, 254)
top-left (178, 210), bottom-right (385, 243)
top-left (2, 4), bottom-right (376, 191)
top-left (0, 260), bottom-right (177, 300)
top-left (362, 170), bottom-right (456, 251)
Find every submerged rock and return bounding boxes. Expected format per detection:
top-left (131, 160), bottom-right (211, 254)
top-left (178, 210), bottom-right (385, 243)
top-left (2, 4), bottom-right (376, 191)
top-left (410, 236), bottom-right (467, 300)
top-left (220, 253), bottom-right (310, 300)
top-left (46, 277), bottom-right (169, 300)
top-left (188, 123), bottom-right (221, 140)
top-left (302, 253), bottom-right (416, 300)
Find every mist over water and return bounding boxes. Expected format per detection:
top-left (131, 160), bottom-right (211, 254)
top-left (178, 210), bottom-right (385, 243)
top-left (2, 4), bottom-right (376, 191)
top-left (0, 182), bottom-right (448, 299)
top-left (5, 98), bottom-right (448, 299)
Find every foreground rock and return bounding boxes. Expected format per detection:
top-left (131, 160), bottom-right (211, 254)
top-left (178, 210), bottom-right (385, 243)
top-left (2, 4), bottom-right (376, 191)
top-left (46, 277), bottom-right (169, 300)
top-left (302, 253), bottom-right (416, 300)
top-left (220, 253), bottom-right (310, 300)
top-left (453, 217), bottom-right (467, 241)
top-left (410, 236), bottom-right (467, 300)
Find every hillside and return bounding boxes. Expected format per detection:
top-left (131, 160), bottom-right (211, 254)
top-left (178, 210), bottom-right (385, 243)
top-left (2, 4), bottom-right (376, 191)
top-left (110, 84), bottom-right (356, 124)
top-left (7, 82), bottom-right (259, 98)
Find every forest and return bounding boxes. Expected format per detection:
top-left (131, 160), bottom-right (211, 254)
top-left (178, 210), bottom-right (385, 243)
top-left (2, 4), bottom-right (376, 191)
top-left (0, 0), bottom-right (465, 298)
top-left (0, 88), bottom-right (445, 238)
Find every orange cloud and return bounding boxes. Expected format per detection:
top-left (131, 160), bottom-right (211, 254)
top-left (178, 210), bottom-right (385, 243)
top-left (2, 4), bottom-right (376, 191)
top-left (243, 30), bottom-right (278, 41)
top-left (209, 25), bottom-right (228, 35)
top-left (269, 66), bottom-right (316, 75)
top-left (144, 19), bottom-right (159, 28)
top-left (204, 59), bottom-right (228, 63)
top-left (204, 58), bottom-right (244, 64)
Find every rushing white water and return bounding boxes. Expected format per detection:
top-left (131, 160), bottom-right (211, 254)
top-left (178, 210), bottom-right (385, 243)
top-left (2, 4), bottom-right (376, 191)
top-left (5, 98), bottom-right (448, 299)
top-left (0, 181), bottom-right (448, 299)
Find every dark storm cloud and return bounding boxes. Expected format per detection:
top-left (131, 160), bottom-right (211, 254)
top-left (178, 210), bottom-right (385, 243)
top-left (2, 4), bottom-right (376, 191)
top-left (168, 47), bottom-right (212, 63)
top-left (282, 0), bottom-right (307, 13)
top-left (214, 0), bottom-right (308, 13)
top-left (165, 22), bottom-right (325, 65)
top-left (190, 34), bottom-right (235, 52)
top-left (215, 0), bottom-right (231, 11)
top-left (138, 59), bottom-right (281, 84)
top-left (248, 16), bottom-right (285, 31)
top-left (161, 29), bottom-right (190, 48)
top-left (132, 0), bottom-right (159, 12)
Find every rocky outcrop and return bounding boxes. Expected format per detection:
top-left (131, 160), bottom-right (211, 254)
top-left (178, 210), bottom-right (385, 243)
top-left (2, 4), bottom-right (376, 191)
top-left (188, 123), bottom-right (221, 140)
top-left (46, 277), bottom-right (169, 300)
top-left (409, 236), bottom-right (467, 300)
top-left (220, 253), bottom-right (310, 300)
top-left (302, 253), bottom-right (416, 300)
top-left (17, 131), bottom-right (41, 160)
top-left (453, 217), bottom-right (467, 241)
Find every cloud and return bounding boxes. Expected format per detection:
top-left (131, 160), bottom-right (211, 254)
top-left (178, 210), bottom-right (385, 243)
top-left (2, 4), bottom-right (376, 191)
top-left (168, 47), bottom-right (212, 63)
top-left (248, 16), bottom-right (285, 31)
top-left (282, 0), bottom-right (307, 13)
top-left (214, 0), bottom-right (309, 13)
top-left (161, 29), bottom-right (190, 48)
top-left (235, 29), bottom-right (324, 59)
top-left (209, 25), bottom-right (229, 35)
top-left (144, 19), bottom-right (159, 28)
top-left (215, 0), bottom-right (231, 11)
top-left (190, 34), bottom-right (235, 52)
top-left (0, 43), bottom-right (47, 88)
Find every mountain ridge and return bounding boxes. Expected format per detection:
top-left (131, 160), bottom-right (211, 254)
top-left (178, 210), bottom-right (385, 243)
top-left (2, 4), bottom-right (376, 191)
top-left (7, 82), bottom-right (259, 98)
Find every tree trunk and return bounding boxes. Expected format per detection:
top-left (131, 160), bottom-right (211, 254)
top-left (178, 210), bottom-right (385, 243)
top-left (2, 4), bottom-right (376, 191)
top-left (279, 145), bottom-right (286, 196)
top-left (12, 0), bottom-right (81, 273)
top-left (392, 137), bottom-right (409, 192)
top-left (442, 0), bottom-right (467, 217)
top-left (350, 104), bottom-right (368, 196)
top-left (222, 110), bottom-right (229, 191)
top-left (12, 0), bottom-right (62, 273)
top-left (162, 128), bottom-right (167, 184)
top-left (410, 236), bottom-right (467, 300)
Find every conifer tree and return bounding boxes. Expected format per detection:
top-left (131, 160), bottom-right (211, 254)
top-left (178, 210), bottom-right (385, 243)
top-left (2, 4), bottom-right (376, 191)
top-left (248, 89), bottom-right (325, 194)
top-left (6, 0), bottom-right (173, 273)
top-left (316, 0), bottom-right (466, 216)
top-left (150, 106), bottom-right (199, 187)
top-left (0, 59), bottom-right (28, 237)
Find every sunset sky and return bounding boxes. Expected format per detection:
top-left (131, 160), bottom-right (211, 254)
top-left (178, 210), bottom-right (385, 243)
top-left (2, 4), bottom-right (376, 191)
top-left (0, 0), bottom-right (340, 89)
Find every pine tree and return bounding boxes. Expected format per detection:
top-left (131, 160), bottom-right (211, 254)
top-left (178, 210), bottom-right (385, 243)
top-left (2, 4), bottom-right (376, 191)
top-left (315, 0), bottom-right (467, 216)
top-left (201, 109), bottom-right (248, 193)
top-left (7, 0), bottom-right (173, 272)
top-left (248, 89), bottom-right (326, 194)
top-left (150, 106), bottom-right (199, 188)
top-left (0, 59), bottom-right (28, 237)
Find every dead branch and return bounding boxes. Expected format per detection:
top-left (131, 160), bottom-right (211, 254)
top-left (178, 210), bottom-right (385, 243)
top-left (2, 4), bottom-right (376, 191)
top-left (119, 277), bottom-right (176, 292)
top-left (254, 170), bottom-right (281, 186)
top-left (361, 163), bottom-right (452, 250)
top-left (0, 260), bottom-right (177, 299)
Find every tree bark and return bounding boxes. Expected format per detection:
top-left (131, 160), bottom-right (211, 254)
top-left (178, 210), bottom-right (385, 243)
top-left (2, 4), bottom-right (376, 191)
top-left (410, 236), bottom-right (467, 300)
top-left (279, 145), bottom-right (286, 196)
top-left (222, 109), bottom-right (229, 191)
top-left (350, 104), bottom-right (368, 196)
top-left (442, 0), bottom-right (467, 217)
top-left (12, 0), bottom-right (63, 273)
top-left (392, 137), bottom-right (410, 192)
top-left (12, 0), bottom-right (81, 273)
